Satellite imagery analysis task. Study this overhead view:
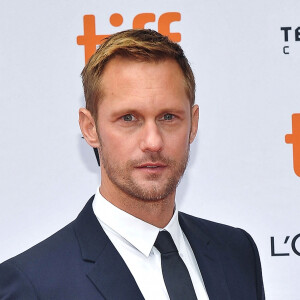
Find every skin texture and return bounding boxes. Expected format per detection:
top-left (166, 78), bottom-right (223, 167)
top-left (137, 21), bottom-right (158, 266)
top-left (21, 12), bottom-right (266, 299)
top-left (79, 57), bottom-right (199, 228)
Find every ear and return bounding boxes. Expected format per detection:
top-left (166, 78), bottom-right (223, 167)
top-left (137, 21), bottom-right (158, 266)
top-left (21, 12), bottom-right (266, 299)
top-left (79, 108), bottom-right (100, 148)
top-left (189, 104), bottom-right (199, 144)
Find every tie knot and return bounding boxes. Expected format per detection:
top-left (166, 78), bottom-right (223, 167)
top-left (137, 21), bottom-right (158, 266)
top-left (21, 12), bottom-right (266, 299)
top-left (154, 231), bottom-right (178, 254)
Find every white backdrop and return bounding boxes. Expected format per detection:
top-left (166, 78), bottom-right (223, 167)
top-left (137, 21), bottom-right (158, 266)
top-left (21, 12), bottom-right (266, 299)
top-left (1, 1), bottom-right (299, 299)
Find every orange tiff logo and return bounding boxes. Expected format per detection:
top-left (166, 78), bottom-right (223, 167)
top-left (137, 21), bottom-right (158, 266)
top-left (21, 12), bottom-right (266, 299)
top-left (77, 13), bottom-right (181, 63)
top-left (285, 114), bottom-right (300, 177)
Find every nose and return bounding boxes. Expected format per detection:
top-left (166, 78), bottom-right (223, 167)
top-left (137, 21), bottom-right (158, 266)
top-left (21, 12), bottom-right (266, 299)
top-left (139, 121), bottom-right (163, 153)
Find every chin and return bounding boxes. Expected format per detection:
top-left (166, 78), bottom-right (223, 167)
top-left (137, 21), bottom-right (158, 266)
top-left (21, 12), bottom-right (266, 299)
top-left (120, 181), bottom-right (177, 202)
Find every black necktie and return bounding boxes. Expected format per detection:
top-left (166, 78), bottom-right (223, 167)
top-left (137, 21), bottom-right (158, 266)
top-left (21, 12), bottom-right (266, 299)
top-left (154, 230), bottom-right (198, 300)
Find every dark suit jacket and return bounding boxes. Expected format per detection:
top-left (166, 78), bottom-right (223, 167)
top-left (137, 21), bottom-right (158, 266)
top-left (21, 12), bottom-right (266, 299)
top-left (0, 196), bottom-right (265, 299)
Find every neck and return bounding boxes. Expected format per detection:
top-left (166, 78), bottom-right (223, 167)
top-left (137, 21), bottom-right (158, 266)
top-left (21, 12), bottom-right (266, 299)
top-left (99, 183), bottom-right (176, 228)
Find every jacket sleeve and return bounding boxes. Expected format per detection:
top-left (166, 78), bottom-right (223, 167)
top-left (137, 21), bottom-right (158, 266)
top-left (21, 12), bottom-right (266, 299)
top-left (239, 229), bottom-right (265, 300)
top-left (0, 260), bottom-right (38, 300)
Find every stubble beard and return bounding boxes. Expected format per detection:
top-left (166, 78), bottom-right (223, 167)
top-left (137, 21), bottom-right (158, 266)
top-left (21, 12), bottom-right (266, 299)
top-left (98, 137), bottom-right (190, 202)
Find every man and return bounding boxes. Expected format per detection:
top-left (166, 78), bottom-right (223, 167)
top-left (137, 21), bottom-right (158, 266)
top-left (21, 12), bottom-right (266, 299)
top-left (0, 29), bottom-right (265, 299)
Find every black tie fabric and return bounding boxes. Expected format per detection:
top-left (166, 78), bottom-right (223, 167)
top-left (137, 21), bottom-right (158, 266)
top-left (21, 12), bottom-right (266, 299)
top-left (154, 230), bottom-right (198, 300)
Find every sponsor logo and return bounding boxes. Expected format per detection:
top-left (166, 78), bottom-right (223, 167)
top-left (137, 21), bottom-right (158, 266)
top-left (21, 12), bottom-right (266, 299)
top-left (77, 13), bottom-right (181, 63)
top-left (271, 234), bottom-right (300, 256)
top-left (285, 114), bottom-right (300, 177)
top-left (280, 26), bottom-right (300, 54)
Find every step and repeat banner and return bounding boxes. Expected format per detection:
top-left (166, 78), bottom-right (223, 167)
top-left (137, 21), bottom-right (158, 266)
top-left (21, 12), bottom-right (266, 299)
top-left (0, 1), bottom-right (299, 299)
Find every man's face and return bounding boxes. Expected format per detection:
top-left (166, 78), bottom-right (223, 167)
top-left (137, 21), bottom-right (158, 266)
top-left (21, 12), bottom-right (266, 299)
top-left (95, 57), bottom-right (198, 202)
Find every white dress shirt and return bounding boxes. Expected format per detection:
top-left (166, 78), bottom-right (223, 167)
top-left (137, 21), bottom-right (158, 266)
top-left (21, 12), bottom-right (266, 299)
top-left (92, 188), bottom-right (209, 300)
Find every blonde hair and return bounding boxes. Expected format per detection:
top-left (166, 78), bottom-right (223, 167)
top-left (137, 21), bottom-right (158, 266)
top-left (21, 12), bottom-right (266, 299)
top-left (81, 29), bottom-right (195, 120)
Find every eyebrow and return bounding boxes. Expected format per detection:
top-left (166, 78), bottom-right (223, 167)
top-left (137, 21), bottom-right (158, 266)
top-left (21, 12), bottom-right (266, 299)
top-left (110, 107), bottom-right (187, 117)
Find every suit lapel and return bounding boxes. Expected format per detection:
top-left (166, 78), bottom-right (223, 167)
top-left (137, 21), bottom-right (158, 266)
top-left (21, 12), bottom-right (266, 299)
top-left (73, 196), bottom-right (144, 300)
top-left (179, 213), bottom-right (231, 300)
top-left (87, 240), bottom-right (144, 300)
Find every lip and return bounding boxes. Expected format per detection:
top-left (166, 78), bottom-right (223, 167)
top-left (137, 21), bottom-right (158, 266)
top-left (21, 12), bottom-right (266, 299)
top-left (135, 162), bottom-right (167, 174)
top-left (136, 162), bottom-right (167, 168)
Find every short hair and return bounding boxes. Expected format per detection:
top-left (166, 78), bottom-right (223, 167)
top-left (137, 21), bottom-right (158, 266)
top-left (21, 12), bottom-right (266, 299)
top-left (81, 29), bottom-right (195, 120)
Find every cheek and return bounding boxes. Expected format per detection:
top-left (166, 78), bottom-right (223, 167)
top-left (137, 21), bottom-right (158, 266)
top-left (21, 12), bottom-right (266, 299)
top-left (98, 124), bottom-right (122, 145)
top-left (169, 125), bottom-right (190, 143)
top-left (99, 128), bottom-right (138, 156)
top-left (165, 131), bottom-right (190, 154)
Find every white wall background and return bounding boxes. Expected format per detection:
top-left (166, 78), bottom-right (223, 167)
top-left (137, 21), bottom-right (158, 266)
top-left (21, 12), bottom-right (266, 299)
top-left (1, 1), bottom-right (299, 299)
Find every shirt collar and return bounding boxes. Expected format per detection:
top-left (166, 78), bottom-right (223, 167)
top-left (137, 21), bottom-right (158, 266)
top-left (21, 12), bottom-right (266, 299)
top-left (92, 187), bottom-right (182, 257)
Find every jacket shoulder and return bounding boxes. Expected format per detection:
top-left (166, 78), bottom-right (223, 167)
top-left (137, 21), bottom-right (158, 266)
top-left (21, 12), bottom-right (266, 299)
top-left (179, 211), bottom-right (254, 247)
top-left (4, 221), bottom-right (77, 268)
top-left (0, 221), bottom-right (79, 298)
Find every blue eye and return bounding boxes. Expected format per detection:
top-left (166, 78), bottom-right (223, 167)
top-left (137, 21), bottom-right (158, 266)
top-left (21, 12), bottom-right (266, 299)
top-left (122, 114), bottom-right (135, 121)
top-left (163, 113), bottom-right (174, 120)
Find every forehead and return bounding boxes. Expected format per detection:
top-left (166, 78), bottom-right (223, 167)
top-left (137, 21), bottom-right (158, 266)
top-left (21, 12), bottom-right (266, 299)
top-left (100, 57), bottom-right (188, 103)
